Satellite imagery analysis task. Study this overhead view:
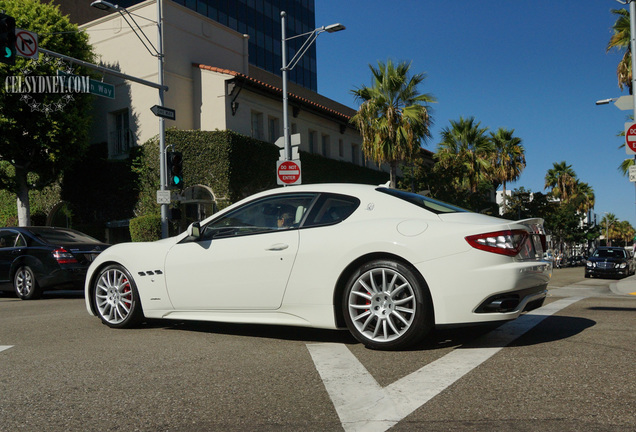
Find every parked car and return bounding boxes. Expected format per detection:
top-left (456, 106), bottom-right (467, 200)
top-left (0, 227), bottom-right (110, 299)
top-left (585, 246), bottom-right (635, 279)
top-left (84, 184), bottom-right (551, 350)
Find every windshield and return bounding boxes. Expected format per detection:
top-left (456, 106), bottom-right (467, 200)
top-left (376, 187), bottom-right (467, 214)
top-left (592, 248), bottom-right (626, 259)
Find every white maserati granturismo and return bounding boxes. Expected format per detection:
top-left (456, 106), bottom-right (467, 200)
top-left (85, 184), bottom-right (551, 350)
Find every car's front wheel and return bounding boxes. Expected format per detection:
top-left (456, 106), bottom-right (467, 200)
top-left (93, 264), bottom-right (144, 328)
top-left (14, 265), bottom-right (42, 300)
top-left (343, 260), bottom-right (432, 350)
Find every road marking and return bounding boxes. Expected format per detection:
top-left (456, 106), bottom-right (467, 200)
top-left (0, 346), bottom-right (13, 353)
top-left (308, 296), bottom-right (583, 432)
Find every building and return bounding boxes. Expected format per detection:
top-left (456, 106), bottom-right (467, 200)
top-left (79, 0), bottom-right (367, 168)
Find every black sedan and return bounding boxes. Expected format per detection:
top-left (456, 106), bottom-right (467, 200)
top-left (585, 246), bottom-right (635, 279)
top-left (0, 227), bottom-right (110, 299)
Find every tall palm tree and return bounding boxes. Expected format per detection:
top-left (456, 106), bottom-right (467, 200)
top-left (351, 59), bottom-right (436, 187)
top-left (571, 181), bottom-right (595, 214)
top-left (436, 117), bottom-right (493, 193)
top-left (616, 220), bottom-right (635, 246)
top-left (489, 127), bottom-right (525, 211)
top-left (607, 8), bottom-right (632, 92)
top-left (601, 213), bottom-right (620, 246)
top-left (544, 161), bottom-right (577, 203)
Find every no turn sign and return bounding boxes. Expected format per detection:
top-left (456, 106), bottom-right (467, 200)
top-left (277, 160), bottom-right (301, 185)
top-left (626, 122), bottom-right (636, 155)
top-left (15, 29), bottom-right (38, 59)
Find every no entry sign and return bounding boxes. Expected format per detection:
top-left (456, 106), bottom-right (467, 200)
top-left (626, 122), bottom-right (636, 155)
top-left (277, 160), bottom-right (301, 185)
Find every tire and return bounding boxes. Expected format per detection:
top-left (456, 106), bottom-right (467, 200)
top-left (93, 264), bottom-right (144, 328)
top-left (342, 259), bottom-right (432, 350)
top-left (14, 265), bottom-right (42, 300)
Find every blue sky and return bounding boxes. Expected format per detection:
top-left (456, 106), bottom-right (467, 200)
top-left (314, 0), bottom-right (635, 226)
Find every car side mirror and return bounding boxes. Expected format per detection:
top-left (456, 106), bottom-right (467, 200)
top-left (187, 222), bottom-right (201, 240)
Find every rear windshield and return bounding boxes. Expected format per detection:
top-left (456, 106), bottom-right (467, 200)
top-left (376, 187), bottom-right (467, 214)
top-left (32, 229), bottom-right (101, 244)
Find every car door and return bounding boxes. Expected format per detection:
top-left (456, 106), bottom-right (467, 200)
top-left (164, 193), bottom-right (317, 310)
top-left (0, 230), bottom-right (19, 284)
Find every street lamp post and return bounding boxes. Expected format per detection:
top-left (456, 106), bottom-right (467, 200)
top-left (280, 11), bottom-right (344, 161)
top-left (91, 0), bottom-right (169, 238)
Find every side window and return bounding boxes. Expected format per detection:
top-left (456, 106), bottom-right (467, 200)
top-left (201, 194), bottom-right (317, 240)
top-left (0, 231), bottom-right (18, 248)
top-left (305, 194), bottom-right (360, 227)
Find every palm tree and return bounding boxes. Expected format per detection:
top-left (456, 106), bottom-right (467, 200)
top-left (544, 161), bottom-right (577, 203)
top-left (571, 181), bottom-right (595, 214)
top-left (489, 128), bottom-right (525, 211)
top-left (436, 117), bottom-right (493, 193)
top-left (601, 213), bottom-right (620, 246)
top-left (351, 59), bottom-right (436, 187)
top-left (616, 220), bottom-right (635, 246)
top-left (607, 8), bottom-right (632, 92)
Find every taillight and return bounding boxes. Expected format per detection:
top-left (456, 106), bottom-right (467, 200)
top-left (465, 230), bottom-right (528, 257)
top-left (52, 248), bottom-right (78, 264)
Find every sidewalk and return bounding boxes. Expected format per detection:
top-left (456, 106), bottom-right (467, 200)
top-left (610, 274), bottom-right (636, 296)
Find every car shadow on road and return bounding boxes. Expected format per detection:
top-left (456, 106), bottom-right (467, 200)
top-left (150, 319), bottom-right (358, 345)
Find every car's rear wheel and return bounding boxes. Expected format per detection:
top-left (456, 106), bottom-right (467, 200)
top-left (343, 260), bottom-right (432, 350)
top-left (14, 266), bottom-right (42, 300)
top-left (93, 264), bottom-right (143, 328)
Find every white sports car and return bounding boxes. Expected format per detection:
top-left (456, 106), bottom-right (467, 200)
top-left (85, 184), bottom-right (551, 350)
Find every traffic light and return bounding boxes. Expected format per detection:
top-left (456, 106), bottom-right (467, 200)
top-left (0, 13), bottom-right (16, 65)
top-left (166, 151), bottom-right (184, 189)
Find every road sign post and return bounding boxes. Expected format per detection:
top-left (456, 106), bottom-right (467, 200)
top-left (277, 160), bottom-right (301, 185)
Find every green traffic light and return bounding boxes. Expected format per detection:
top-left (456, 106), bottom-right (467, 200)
top-left (173, 176), bottom-right (181, 185)
top-left (4, 47), bottom-right (10, 58)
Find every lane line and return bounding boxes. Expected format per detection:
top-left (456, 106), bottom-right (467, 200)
top-left (0, 346), bottom-right (13, 353)
top-left (308, 296), bottom-right (584, 432)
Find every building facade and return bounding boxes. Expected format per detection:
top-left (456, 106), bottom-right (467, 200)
top-left (81, 0), bottom-right (365, 166)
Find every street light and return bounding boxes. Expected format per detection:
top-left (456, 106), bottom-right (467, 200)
top-left (280, 11), bottom-right (345, 161)
top-left (595, 98), bottom-right (618, 105)
top-left (91, 0), bottom-right (170, 238)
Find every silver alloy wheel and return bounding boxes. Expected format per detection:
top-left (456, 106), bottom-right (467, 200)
top-left (15, 267), bottom-right (34, 297)
top-left (95, 267), bottom-right (134, 325)
top-left (347, 267), bottom-right (417, 343)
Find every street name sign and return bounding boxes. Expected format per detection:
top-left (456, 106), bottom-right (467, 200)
top-left (150, 105), bottom-right (176, 121)
top-left (277, 160), bottom-right (301, 185)
top-left (57, 70), bottom-right (115, 99)
top-left (630, 165), bottom-right (636, 183)
top-left (626, 122), bottom-right (636, 155)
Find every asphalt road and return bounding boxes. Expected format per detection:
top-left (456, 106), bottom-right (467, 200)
top-left (0, 268), bottom-right (635, 431)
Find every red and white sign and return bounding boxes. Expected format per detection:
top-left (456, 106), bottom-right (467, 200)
top-left (15, 29), bottom-right (38, 59)
top-left (277, 160), bottom-right (301, 185)
top-left (626, 122), bottom-right (636, 155)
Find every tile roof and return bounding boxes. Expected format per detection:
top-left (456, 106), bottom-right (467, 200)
top-left (194, 63), bottom-right (352, 123)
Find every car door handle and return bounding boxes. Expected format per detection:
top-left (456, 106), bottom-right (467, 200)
top-left (266, 243), bottom-right (289, 251)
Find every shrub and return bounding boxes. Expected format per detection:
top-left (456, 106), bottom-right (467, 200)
top-left (129, 214), bottom-right (161, 242)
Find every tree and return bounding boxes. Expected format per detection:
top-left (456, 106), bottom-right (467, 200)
top-left (570, 181), bottom-right (595, 215)
top-left (616, 220), bottom-right (635, 246)
top-left (600, 213), bottom-right (620, 246)
top-left (544, 161), bottom-right (577, 203)
top-left (436, 117), bottom-right (493, 194)
top-left (489, 127), bottom-right (525, 211)
top-left (351, 59), bottom-right (436, 188)
top-left (0, 0), bottom-right (94, 226)
top-left (607, 8), bottom-right (632, 93)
